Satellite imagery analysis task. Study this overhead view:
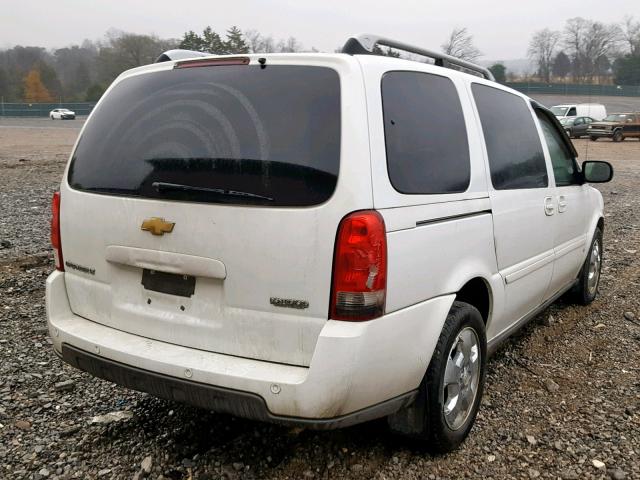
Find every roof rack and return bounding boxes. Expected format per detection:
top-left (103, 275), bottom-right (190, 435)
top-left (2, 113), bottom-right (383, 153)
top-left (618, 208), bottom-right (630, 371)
top-left (156, 49), bottom-right (210, 63)
top-left (342, 34), bottom-right (495, 81)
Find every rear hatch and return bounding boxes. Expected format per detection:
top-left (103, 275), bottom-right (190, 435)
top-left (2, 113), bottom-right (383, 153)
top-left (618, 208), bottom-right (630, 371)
top-left (59, 55), bottom-right (371, 366)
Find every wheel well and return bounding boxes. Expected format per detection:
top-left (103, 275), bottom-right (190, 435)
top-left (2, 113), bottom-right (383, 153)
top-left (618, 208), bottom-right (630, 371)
top-left (597, 217), bottom-right (604, 233)
top-left (456, 278), bottom-right (491, 325)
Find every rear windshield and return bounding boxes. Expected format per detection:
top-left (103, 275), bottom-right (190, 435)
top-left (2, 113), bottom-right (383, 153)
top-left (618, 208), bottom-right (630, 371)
top-left (68, 64), bottom-right (341, 206)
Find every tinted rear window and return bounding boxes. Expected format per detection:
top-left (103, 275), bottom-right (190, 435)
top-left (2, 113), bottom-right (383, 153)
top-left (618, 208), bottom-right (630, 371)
top-left (382, 71), bottom-right (470, 194)
top-left (68, 65), bottom-right (341, 206)
top-left (471, 84), bottom-right (547, 190)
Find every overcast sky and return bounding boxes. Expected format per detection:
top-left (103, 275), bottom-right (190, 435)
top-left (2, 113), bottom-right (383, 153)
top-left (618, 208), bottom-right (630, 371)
top-left (2, 0), bottom-right (638, 59)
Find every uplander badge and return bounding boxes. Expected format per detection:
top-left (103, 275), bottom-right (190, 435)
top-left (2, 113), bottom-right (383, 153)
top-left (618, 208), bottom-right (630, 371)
top-left (270, 297), bottom-right (309, 310)
top-left (65, 261), bottom-right (95, 275)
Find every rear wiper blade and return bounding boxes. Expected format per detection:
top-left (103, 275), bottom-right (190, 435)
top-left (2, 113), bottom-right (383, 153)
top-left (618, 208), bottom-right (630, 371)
top-left (151, 182), bottom-right (274, 201)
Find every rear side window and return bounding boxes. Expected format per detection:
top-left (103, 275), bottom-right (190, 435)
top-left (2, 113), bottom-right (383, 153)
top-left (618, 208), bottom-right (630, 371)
top-left (68, 65), bottom-right (340, 206)
top-left (472, 84), bottom-right (547, 190)
top-left (382, 71), bottom-right (470, 194)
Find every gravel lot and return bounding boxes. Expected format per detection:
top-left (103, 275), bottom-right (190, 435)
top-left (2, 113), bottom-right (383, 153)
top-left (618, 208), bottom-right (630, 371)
top-left (0, 118), bottom-right (639, 480)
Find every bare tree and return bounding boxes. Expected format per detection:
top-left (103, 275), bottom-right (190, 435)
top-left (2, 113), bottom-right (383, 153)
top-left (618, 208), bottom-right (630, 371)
top-left (582, 21), bottom-right (621, 81)
top-left (528, 28), bottom-right (561, 82)
top-left (244, 30), bottom-right (264, 53)
top-left (563, 17), bottom-right (620, 82)
top-left (277, 37), bottom-right (302, 53)
top-left (563, 17), bottom-right (588, 80)
top-left (441, 27), bottom-right (482, 61)
top-left (621, 15), bottom-right (640, 56)
top-left (244, 30), bottom-right (297, 53)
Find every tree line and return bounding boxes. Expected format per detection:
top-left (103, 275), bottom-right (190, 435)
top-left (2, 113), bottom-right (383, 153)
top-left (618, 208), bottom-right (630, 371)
top-left (1, 20), bottom-right (639, 105)
top-left (527, 16), bottom-right (640, 84)
top-left (0, 27), bottom-right (308, 103)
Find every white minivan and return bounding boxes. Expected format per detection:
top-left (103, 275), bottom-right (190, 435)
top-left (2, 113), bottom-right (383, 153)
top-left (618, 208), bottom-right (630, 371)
top-left (46, 35), bottom-right (613, 452)
top-left (551, 103), bottom-right (607, 121)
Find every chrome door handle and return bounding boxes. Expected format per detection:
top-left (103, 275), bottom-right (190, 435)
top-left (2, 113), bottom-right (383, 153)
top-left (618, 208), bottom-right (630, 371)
top-left (558, 195), bottom-right (568, 213)
top-left (544, 196), bottom-right (555, 216)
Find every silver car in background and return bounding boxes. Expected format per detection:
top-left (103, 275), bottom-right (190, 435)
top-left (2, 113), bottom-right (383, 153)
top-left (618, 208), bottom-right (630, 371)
top-left (49, 108), bottom-right (76, 120)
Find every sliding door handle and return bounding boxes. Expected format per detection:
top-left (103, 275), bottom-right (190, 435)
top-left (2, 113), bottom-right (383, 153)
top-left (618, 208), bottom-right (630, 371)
top-left (544, 196), bottom-right (555, 216)
top-left (558, 195), bottom-right (568, 213)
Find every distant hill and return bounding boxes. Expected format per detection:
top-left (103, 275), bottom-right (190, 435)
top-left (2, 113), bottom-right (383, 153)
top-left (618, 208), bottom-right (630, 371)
top-left (480, 58), bottom-right (534, 75)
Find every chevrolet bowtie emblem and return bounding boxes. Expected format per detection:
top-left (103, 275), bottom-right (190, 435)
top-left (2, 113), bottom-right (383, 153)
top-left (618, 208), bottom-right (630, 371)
top-left (141, 217), bottom-right (175, 236)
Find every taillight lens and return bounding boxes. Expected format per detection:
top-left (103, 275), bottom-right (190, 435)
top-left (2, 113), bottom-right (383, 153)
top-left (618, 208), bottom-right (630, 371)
top-left (330, 210), bottom-right (387, 321)
top-left (51, 192), bottom-right (64, 271)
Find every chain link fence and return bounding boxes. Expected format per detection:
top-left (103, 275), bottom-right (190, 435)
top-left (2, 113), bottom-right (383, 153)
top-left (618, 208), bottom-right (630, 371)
top-left (0, 102), bottom-right (96, 117)
top-left (506, 83), bottom-right (640, 97)
top-left (1, 83), bottom-right (639, 117)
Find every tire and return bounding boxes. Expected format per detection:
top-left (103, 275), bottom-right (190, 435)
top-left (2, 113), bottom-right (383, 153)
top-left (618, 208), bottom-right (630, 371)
top-left (388, 301), bottom-right (487, 453)
top-left (50, 115), bottom-right (54, 120)
top-left (590, 136), bottom-right (598, 141)
top-left (612, 130), bottom-right (623, 142)
top-left (571, 227), bottom-right (603, 305)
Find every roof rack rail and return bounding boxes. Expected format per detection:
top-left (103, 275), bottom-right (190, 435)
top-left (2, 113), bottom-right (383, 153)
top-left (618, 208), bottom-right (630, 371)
top-left (342, 34), bottom-right (495, 81)
top-left (155, 49), bottom-right (210, 63)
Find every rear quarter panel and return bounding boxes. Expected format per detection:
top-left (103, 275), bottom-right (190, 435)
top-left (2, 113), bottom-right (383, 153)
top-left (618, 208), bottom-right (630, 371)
top-left (358, 57), bottom-right (503, 338)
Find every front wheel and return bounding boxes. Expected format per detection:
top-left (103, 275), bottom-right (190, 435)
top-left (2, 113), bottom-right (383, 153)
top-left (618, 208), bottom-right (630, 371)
top-left (612, 130), bottom-right (624, 142)
top-left (590, 136), bottom-right (598, 141)
top-left (388, 301), bottom-right (486, 453)
top-left (571, 227), bottom-right (603, 305)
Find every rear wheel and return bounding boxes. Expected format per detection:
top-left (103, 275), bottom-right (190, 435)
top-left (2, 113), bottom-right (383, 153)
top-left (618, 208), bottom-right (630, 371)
top-left (571, 227), bottom-right (603, 305)
top-left (613, 130), bottom-right (623, 142)
top-left (388, 301), bottom-right (486, 453)
top-left (590, 136), bottom-right (598, 141)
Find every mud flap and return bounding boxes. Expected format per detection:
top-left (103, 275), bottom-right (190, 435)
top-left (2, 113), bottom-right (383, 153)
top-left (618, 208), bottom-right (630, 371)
top-left (387, 382), bottom-right (429, 438)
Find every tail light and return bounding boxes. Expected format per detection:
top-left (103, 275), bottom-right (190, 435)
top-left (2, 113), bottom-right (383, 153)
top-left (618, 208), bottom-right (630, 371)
top-left (174, 57), bottom-right (250, 69)
top-left (330, 210), bottom-right (387, 321)
top-left (51, 192), bottom-right (64, 271)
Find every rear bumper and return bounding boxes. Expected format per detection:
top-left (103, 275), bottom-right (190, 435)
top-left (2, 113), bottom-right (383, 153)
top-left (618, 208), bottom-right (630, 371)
top-left (60, 343), bottom-right (415, 429)
top-left (46, 270), bottom-right (453, 424)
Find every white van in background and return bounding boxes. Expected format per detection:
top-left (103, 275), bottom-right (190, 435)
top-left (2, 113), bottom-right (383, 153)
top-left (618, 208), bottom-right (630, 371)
top-left (551, 103), bottom-right (607, 121)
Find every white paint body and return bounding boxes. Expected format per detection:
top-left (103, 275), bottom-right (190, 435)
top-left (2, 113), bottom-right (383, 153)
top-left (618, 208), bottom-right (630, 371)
top-left (46, 53), bottom-right (604, 420)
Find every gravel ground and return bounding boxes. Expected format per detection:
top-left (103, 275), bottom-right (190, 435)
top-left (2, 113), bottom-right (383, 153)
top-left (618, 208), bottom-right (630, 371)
top-left (0, 118), bottom-right (639, 480)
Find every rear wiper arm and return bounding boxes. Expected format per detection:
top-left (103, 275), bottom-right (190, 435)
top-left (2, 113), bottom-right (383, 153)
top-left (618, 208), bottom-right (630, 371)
top-left (152, 182), bottom-right (274, 201)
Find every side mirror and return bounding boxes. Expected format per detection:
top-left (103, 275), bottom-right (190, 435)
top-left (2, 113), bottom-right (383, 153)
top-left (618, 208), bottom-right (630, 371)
top-left (582, 161), bottom-right (613, 183)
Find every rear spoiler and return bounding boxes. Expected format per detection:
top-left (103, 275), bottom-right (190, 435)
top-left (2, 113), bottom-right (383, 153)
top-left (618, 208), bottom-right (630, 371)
top-left (156, 49), bottom-right (210, 63)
